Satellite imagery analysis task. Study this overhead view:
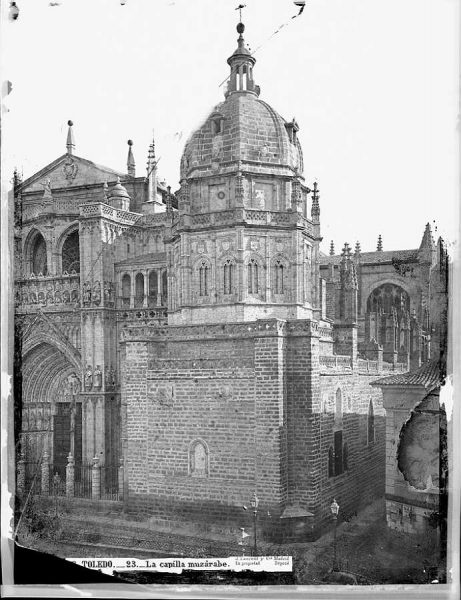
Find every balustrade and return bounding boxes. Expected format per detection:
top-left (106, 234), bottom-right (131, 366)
top-left (15, 274), bottom-right (80, 308)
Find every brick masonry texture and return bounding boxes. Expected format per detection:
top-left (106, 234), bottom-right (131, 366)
top-left (122, 320), bottom-right (387, 539)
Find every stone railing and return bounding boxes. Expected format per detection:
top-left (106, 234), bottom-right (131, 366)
top-left (319, 355), bottom-right (353, 371)
top-left (80, 202), bottom-right (142, 226)
top-left (15, 274), bottom-right (80, 308)
top-left (357, 358), bottom-right (380, 374)
top-left (186, 208), bottom-right (315, 233)
top-left (117, 307), bottom-right (168, 324)
top-left (141, 213), bottom-right (170, 226)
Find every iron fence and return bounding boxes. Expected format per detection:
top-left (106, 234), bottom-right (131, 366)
top-left (74, 461), bottom-right (93, 498)
top-left (101, 464), bottom-right (120, 501)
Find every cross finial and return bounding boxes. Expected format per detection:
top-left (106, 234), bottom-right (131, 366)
top-left (235, 3), bottom-right (246, 23)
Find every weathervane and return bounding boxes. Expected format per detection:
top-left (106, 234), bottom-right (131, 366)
top-left (235, 3), bottom-right (246, 22)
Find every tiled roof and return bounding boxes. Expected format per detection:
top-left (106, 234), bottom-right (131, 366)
top-left (371, 360), bottom-right (442, 389)
top-left (115, 252), bottom-right (166, 267)
top-left (319, 249), bottom-right (418, 267)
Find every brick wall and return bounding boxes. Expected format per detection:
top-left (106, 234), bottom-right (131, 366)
top-left (318, 373), bottom-right (385, 526)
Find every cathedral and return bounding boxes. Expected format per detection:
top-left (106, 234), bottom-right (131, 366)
top-left (14, 21), bottom-right (448, 542)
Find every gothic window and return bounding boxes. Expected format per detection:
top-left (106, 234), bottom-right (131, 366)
top-left (61, 230), bottom-right (80, 274)
top-left (223, 259), bottom-right (235, 295)
top-left (334, 388), bottom-right (343, 429)
top-left (31, 233), bottom-right (48, 276)
top-left (366, 284), bottom-right (410, 317)
top-left (121, 273), bottom-right (131, 307)
top-left (189, 439), bottom-right (208, 478)
top-left (134, 273), bottom-right (144, 307)
top-left (162, 270), bottom-right (168, 301)
top-left (199, 262), bottom-right (209, 296)
top-left (328, 446), bottom-right (334, 478)
top-left (273, 260), bottom-right (285, 294)
top-left (367, 399), bottom-right (375, 445)
top-left (148, 271), bottom-right (158, 306)
top-left (334, 430), bottom-right (344, 476)
top-left (329, 388), bottom-right (346, 477)
top-left (247, 259), bottom-right (259, 295)
top-left (343, 443), bottom-right (349, 471)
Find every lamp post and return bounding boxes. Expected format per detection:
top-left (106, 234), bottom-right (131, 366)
top-left (330, 498), bottom-right (339, 571)
top-left (250, 491), bottom-right (259, 556)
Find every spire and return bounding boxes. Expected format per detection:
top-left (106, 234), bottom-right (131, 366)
top-left (376, 234), bottom-right (383, 252)
top-left (127, 139), bottom-right (136, 177)
top-left (355, 241), bottom-right (361, 255)
top-left (419, 222), bottom-right (435, 250)
top-left (311, 181), bottom-right (320, 221)
top-left (66, 120), bottom-right (75, 155)
top-left (329, 240), bottom-right (335, 256)
top-left (225, 22), bottom-right (259, 98)
top-left (146, 131), bottom-right (158, 204)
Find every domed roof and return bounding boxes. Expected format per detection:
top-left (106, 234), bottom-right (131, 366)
top-left (109, 176), bottom-right (130, 199)
top-left (180, 93), bottom-right (304, 179)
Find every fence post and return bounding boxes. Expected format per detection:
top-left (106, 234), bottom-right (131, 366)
top-left (17, 451), bottom-right (26, 496)
top-left (41, 451), bottom-right (50, 495)
top-left (92, 456), bottom-right (101, 500)
top-left (118, 459), bottom-right (124, 500)
top-left (66, 453), bottom-right (75, 497)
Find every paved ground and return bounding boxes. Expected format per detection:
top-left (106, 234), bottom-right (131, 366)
top-left (17, 497), bottom-right (445, 586)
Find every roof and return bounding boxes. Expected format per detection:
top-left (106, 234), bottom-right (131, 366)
top-left (371, 360), bottom-right (442, 389)
top-left (115, 252), bottom-right (166, 267)
top-left (180, 93), bottom-right (303, 180)
top-left (319, 249), bottom-right (418, 267)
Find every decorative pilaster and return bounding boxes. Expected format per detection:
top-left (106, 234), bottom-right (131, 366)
top-left (66, 453), bottom-right (75, 497)
top-left (92, 456), bottom-right (101, 499)
top-left (41, 451), bottom-right (50, 495)
top-left (118, 460), bottom-right (124, 501)
top-left (17, 451), bottom-right (26, 496)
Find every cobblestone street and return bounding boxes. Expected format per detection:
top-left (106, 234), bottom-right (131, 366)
top-left (18, 497), bottom-right (444, 585)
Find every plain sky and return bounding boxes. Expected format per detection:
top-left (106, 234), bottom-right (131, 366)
top-left (1, 0), bottom-right (459, 254)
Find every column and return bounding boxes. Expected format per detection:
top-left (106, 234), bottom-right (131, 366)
top-left (92, 456), bottom-right (101, 499)
top-left (130, 271), bottom-right (135, 308)
top-left (41, 451), bottom-right (50, 495)
top-left (17, 451), bottom-right (26, 496)
top-left (143, 269), bottom-right (148, 307)
top-left (118, 459), bottom-right (124, 500)
top-left (157, 269), bottom-right (162, 306)
top-left (66, 453), bottom-right (75, 497)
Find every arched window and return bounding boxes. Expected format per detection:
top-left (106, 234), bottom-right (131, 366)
top-left (223, 259), bottom-right (235, 295)
top-left (367, 399), bottom-right (375, 445)
top-left (62, 230), bottom-right (80, 274)
top-left (121, 274), bottom-right (131, 307)
top-left (328, 446), bottom-right (334, 478)
top-left (148, 271), bottom-right (158, 307)
top-left (135, 273), bottom-right (144, 307)
top-left (334, 389), bottom-right (343, 429)
top-left (333, 388), bottom-right (345, 476)
top-left (162, 271), bottom-right (168, 302)
top-left (273, 260), bottom-right (285, 294)
top-left (343, 443), bottom-right (349, 471)
top-left (247, 259), bottom-right (259, 295)
top-left (199, 262), bottom-right (209, 296)
top-left (189, 440), bottom-right (208, 478)
top-left (31, 233), bottom-right (48, 276)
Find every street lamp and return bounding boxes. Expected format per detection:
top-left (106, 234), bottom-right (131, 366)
top-left (250, 491), bottom-right (259, 556)
top-left (330, 498), bottom-right (339, 571)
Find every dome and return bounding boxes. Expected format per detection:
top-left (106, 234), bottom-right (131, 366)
top-left (109, 177), bottom-right (130, 199)
top-left (180, 93), bottom-right (304, 180)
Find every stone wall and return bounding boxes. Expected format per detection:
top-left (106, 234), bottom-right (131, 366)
top-left (318, 373), bottom-right (385, 527)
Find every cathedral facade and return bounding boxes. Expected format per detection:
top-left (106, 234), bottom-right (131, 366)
top-left (14, 22), bottom-right (447, 541)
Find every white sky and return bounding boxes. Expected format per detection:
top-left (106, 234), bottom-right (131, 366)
top-left (1, 0), bottom-right (459, 254)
